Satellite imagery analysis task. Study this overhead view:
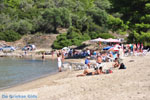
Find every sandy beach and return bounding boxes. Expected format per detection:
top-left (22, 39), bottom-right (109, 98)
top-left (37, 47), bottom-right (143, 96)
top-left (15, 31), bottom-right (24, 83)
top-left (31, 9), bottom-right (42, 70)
top-left (1, 54), bottom-right (150, 100)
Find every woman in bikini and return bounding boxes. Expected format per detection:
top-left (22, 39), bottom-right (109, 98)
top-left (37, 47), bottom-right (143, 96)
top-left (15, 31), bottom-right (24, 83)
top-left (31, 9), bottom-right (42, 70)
top-left (76, 69), bottom-right (96, 77)
top-left (113, 58), bottom-right (119, 68)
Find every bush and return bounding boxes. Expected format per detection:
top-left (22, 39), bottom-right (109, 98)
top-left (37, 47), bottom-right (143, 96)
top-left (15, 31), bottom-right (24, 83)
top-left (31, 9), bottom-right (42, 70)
top-left (52, 33), bottom-right (72, 49)
top-left (82, 33), bottom-right (91, 41)
top-left (0, 32), bottom-right (6, 40)
top-left (67, 26), bottom-right (82, 39)
top-left (0, 30), bottom-right (21, 42)
top-left (67, 27), bottom-right (90, 46)
top-left (52, 27), bottom-right (91, 49)
top-left (89, 32), bottom-right (99, 39)
top-left (9, 20), bottom-right (32, 35)
top-left (89, 32), bottom-right (115, 39)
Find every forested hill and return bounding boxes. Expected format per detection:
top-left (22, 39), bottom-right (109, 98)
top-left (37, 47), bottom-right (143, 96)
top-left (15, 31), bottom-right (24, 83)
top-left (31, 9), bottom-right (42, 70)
top-left (0, 0), bottom-right (150, 49)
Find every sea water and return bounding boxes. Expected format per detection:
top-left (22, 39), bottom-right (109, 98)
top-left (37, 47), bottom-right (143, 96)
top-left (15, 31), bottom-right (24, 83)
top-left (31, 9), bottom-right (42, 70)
top-left (0, 57), bottom-right (58, 89)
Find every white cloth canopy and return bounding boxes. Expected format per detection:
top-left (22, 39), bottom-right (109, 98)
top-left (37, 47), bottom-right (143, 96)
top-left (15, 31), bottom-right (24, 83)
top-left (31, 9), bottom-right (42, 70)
top-left (90, 38), bottom-right (106, 42)
top-left (91, 38), bottom-right (121, 43)
top-left (105, 38), bottom-right (121, 43)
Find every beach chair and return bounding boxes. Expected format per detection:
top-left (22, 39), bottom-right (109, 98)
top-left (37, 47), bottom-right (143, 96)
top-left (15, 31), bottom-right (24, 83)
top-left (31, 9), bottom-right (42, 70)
top-left (62, 63), bottom-right (72, 70)
top-left (134, 51), bottom-right (142, 56)
top-left (73, 63), bottom-right (85, 70)
top-left (107, 56), bottom-right (114, 62)
top-left (142, 48), bottom-right (149, 56)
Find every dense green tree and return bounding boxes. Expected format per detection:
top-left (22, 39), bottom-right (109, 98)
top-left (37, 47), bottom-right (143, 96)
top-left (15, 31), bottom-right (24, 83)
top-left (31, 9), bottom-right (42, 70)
top-left (4, 0), bottom-right (21, 9)
top-left (110, 0), bottom-right (150, 45)
top-left (42, 7), bottom-right (70, 33)
top-left (0, 30), bottom-right (21, 42)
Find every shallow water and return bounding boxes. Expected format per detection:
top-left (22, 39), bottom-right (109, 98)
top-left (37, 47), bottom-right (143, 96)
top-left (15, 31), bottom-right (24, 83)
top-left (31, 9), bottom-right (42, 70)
top-left (0, 57), bottom-right (58, 89)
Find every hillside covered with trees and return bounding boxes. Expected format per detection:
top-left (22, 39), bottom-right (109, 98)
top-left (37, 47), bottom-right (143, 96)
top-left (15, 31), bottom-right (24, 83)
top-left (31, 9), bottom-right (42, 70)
top-left (0, 0), bottom-right (150, 49)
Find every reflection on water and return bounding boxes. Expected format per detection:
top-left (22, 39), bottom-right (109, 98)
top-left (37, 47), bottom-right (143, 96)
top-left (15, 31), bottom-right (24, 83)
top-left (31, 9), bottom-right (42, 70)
top-left (0, 57), bottom-right (57, 89)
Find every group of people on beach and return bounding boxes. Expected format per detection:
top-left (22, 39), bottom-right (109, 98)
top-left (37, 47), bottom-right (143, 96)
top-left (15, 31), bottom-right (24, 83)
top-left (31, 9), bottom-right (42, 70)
top-left (76, 43), bottom-right (147, 77)
top-left (76, 54), bottom-right (122, 77)
top-left (41, 43), bottom-right (146, 73)
top-left (77, 55), bottom-right (104, 77)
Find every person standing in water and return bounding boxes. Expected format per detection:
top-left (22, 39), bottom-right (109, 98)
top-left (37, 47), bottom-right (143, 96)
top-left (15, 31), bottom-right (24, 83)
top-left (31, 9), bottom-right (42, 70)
top-left (42, 52), bottom-right (45, 60)
top-left (51, 50), bottom-right (54, 59)
top-left (57, 54), bottom-right (62, 72)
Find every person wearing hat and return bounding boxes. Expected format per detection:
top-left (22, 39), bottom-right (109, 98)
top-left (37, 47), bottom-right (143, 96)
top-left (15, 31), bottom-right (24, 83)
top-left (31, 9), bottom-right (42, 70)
top-left (85, 56), bottom-right (91, 69)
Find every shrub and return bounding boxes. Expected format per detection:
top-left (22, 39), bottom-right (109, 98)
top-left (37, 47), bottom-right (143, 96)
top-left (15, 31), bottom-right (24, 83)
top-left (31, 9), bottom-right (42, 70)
top-left (52, 33), bottom-right (72, 49)
top-left (0, 30), bottom-right (21, 42)
top-left (89, 32), bottom-right (99, 39)
top-left (82, 33), bottom-right (91, 41)
top-left (52, 27), bottom-right (91, 49)
top-left (0, 32), bottom-right (5, 40)
top-left (9, 20), bottom-right (33, 35)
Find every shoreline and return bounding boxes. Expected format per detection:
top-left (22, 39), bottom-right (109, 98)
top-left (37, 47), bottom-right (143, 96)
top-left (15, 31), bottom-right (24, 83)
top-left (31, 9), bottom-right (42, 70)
top-left (1, 70), bottom-right (72, 92)
top-left (0, 70), bottom-right (58, 91)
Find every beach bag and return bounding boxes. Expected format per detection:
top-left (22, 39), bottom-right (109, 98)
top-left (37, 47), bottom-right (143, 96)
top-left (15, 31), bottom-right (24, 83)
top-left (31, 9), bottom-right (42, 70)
top-left (109, 70), bottom-right (113, 73)
top-left (119, 63), bottom-right (126, 69)
top-left (105, 69), bottom-right (113, 74)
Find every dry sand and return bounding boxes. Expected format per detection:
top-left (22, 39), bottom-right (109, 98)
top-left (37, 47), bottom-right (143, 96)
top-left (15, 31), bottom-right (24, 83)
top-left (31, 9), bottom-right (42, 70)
top-left (1, 54), bottom-right (150, 100)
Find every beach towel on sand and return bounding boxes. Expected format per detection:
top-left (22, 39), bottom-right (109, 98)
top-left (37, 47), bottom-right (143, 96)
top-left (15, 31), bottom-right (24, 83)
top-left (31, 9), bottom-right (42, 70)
top-left (105, 69), bottom-right (113, 74)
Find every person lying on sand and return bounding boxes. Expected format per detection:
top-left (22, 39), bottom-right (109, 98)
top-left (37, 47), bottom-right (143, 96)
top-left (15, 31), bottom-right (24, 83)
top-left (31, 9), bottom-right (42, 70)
top-left (76, 69), bottom-right (99, 77)
top-left (76, 67), bottom-right (104, 77)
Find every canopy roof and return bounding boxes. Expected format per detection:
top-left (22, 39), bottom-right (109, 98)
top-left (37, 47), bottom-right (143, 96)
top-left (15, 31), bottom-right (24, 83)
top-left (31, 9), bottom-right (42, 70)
top-left (105, 38), bottom-right (121, 43)
top-left (90, 38), bottom-right (106, 42)
top-left (91, 38), bottom-right (121, 43)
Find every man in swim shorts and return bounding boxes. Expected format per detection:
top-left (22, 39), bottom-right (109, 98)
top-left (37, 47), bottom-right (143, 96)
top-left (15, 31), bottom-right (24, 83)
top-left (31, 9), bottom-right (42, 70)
top-left (95, 55), bottom-right (103, 74)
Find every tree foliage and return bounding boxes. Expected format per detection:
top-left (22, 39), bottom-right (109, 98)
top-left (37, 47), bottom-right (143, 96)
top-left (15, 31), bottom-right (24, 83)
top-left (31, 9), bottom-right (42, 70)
top-left (1, 0), bottom-right (150, 47)
top-left (110, 0), bottom-right (150, 45)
